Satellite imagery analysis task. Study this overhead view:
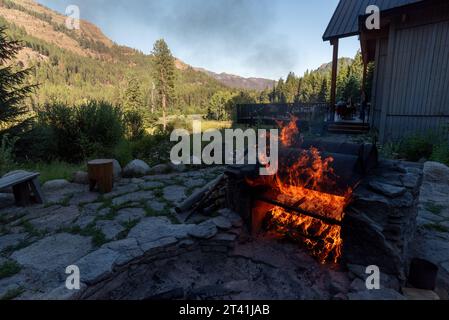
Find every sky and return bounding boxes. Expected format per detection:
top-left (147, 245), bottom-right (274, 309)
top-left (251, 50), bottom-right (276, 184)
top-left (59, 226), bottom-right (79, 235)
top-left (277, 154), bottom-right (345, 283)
top-left (36, 0), bottom-right (360, 80)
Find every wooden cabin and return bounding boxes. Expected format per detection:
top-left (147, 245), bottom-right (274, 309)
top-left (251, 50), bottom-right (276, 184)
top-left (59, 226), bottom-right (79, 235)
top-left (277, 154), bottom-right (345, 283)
top-left (324, 0), bottom-right (449, 142)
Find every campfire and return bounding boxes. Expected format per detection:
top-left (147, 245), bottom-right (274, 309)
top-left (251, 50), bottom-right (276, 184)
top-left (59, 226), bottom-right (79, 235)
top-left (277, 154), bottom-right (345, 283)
top-left (178, 116), bottom-right (420, 278)
top-left (246, 118), bottom-right (353, 263)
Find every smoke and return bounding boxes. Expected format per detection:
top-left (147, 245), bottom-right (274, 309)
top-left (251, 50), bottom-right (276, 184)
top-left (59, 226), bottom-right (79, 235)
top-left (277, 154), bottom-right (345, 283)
top-left (38, 0), bottom-right (299, 78)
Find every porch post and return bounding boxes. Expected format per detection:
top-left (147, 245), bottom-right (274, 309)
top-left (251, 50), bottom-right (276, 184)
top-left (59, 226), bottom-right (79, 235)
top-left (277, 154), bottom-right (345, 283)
top-left (330, 38), bottom-right (339, 122)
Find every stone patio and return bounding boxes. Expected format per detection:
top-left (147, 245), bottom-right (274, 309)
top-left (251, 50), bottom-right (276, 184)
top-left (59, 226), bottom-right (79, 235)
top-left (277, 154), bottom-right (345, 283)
top-left (0, 162), bottom-right (449, 300)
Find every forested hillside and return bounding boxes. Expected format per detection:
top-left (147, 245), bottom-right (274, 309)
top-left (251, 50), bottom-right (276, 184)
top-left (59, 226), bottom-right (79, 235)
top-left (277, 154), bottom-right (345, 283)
top-left (0, 0), bottom-right (233, 114)
top-left (258, 54), bottom-right (372, 105)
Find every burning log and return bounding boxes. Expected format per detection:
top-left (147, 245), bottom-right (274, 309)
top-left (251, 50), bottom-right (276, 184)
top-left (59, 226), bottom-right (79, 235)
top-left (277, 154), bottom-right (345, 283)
top-left (277, 147), bottom-right (362, 195)
top-left (256, 196), bottom-right (342, 226)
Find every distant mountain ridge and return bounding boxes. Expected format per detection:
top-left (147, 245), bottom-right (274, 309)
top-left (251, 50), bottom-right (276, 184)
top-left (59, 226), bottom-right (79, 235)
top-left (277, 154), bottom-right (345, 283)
top-left (195, 67), bottom-right (276, 91)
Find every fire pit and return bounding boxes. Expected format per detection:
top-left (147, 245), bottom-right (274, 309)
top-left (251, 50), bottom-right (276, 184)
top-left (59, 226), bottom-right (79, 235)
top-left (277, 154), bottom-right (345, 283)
top-left (225, 119), bottom-right (422, 279)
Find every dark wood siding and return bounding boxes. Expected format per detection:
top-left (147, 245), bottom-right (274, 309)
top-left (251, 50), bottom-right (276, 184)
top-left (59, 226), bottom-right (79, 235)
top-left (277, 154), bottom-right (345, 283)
top-left (374, 8), bottom-right (449, 141)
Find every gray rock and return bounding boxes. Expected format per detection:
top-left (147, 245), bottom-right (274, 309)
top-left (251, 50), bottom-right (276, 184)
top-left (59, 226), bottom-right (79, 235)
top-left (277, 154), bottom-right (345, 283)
top-left (347, 264), bottom-right (367, 279)
top-left (128, 217), bottom-right (193, 246)
top-left (112, 159), bottom-right (122, 180)
top-left (123, 160), bottom-right (150, 178)
top-left (140, 181), bottom-right (164, 189)
top-left (140, 236), bottom-right (179, 254)
top-left (412, 237), bottom-right (449, 264)
top-left (441, 261), bottom-right (449, 274)
top-left (115, 208), bottom-right (145, 223)
top-left (82, 202), bottom-right (103, 214)
top-left (111, 190), bottom-right (154, 206)
top-left (98, 208), bottom-right (112, 217)
top-left (163, 185), bottom-right (186, 204)
top-left (168, 162), bottom-right (186, 173)
top-left (72, 171), bottom-right (89, 185)
top-left (184, 178), bottom-right (206, 188)
top-left (75, 214), bottom-right (96, 229)
top-left (69, 192), bottom-right (99, 206)
top-left (211, 216), bottom-right (232, 230)
top-left (369, 181), bottom-right (407, 198)
top-left (11, 233), bottom-right (92, 271)
top-left (0, 233), bottom-right (27, 252)
top-left (102, 238), bottom-right (143, 266)
top-left (440, 221), bottom-right (449, 230)
top-left (0, 273), bottom-right (27, 299)
top-left (348, 289), bottom-right (406, 300)
top-left (146, 200), bottom-right (166, 213)
top-left (74, 248), bottom-right (120, 284)
top-left (188, 220), bottom-right (218, 239)
top-left (149, 164), bottom-right (170, 175)
top-left (43, 179), bottom-right (70, 191)
top-left (29, 206), bottom-right (80, 232)
top-left (349, 278), bottom-right (367, 292)
top-left (102, 184), bottom-right (140, 200)
top-left (328, 270), bottom-right (350, 294)
top-left (96, 221), bottom-right (125, 240)
top-left (0, 193), bottom-right (15, 208)
top-left (41, 283), bottom-right (87, 300)
top-left (218, 208), bottom-right (243, 227)
top-left (423, 162), bottom-right (449, 184)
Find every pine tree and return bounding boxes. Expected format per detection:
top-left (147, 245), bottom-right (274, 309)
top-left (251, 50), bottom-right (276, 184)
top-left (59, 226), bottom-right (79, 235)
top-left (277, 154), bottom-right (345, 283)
top-left (151, 39), bottom-right (175, 131)
top-left (0, 26), bottom-right (37, 134)
top-left (123, 76), bottom-right (143, 111)
top-left (318, 78), bottom-right (328, 103)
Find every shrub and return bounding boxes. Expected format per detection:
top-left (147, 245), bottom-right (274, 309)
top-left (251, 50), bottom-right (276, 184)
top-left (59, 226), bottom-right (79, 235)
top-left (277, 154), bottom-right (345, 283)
top-left (123, 109), bottom-right (145, 140)
top-left (397, 132), bottom-right (436, 162)
top-left (24, 101), bottom-right (124, 163)
top-left (430, 142), bottom-right (449, 166)
top-left (0, 134), bottom-right (17, 175)
top-left (129, 129), bottom-right (173, 166)
top-left (383, 131), bottom-right (449, 166)
top-left (113, 139), bottom-right (133, 166)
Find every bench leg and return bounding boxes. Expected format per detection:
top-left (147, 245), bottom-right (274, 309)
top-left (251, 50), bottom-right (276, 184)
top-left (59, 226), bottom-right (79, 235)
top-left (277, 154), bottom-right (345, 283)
top-left (29, 178), bottom-right (45, 204)
top-left (12, 183), bottom-right (32, 207)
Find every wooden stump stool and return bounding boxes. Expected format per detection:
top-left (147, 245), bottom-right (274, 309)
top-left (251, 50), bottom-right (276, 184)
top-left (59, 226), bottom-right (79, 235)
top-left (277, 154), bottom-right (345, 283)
top-left (87, 159), bottom-right (114, 194)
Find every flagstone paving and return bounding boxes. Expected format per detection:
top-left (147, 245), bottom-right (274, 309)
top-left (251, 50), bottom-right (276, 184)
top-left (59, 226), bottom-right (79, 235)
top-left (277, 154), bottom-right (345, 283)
top-left (0, 163), bottom-right (449, 300)
top-left (0, 166), bottom-right (226, 299)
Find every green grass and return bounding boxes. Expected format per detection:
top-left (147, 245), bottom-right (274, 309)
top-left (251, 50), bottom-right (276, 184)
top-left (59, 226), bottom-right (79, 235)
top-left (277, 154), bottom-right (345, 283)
top-left (117, 219), bottom-right (140, 239)
top-left (423, 223), bottom-right (449, 233)
top-left (0, 261), bottom-right (21, 280)
top-left (20, 220), bottom-right (45, 238)
top-left (19, 161), bottom-right (84, 183)
top-left (1, 239), bottom-right (32, 256)
top-left (425, 202), bottom-right (446, 215)
top-left (153, 188), bottom-right (164, 198)
top-left (0, 287), bottom-right (25, 300)
top-left (64, 223), bottom-right (107, 247)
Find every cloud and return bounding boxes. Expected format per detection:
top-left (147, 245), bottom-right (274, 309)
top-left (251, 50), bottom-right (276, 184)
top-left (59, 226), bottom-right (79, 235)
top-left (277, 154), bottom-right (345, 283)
top-left (39, 0), bottom-right (299, 78)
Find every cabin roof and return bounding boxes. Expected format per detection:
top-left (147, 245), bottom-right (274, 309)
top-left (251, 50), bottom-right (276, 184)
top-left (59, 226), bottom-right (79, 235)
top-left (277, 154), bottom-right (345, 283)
top-left (323, 0), bottom-right (423, 41)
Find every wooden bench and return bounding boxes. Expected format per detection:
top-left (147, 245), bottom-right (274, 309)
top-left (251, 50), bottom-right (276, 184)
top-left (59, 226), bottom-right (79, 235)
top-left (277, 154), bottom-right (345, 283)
top-left (0, 172), bottom-right (45, 206)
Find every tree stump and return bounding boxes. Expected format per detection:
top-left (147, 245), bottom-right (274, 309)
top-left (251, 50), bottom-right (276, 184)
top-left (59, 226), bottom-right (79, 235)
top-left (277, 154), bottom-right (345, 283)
top-left (87, 159), bottom-right (114, 194)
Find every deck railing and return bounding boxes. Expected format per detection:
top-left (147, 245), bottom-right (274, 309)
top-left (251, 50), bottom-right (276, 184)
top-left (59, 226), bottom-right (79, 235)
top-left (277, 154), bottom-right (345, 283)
top-left (236, 103), bottom-right (329, 124)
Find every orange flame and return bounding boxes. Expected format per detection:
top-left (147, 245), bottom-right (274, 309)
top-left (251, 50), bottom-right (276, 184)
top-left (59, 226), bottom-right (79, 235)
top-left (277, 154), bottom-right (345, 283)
top-left (278, 116), bottom-right (299, 147)
top-left (252, 117), bottom-right (352, 264)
